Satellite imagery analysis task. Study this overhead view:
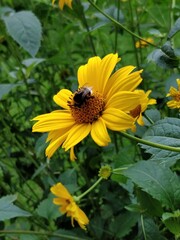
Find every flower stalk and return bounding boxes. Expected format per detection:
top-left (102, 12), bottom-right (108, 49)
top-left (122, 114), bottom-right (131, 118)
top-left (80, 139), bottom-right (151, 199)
top-left (75, 177), bottom-right (103, 201)
top-left (120, 131), bottom-right (180, 152)
top-left (87, 0), bottom-right (157, 48)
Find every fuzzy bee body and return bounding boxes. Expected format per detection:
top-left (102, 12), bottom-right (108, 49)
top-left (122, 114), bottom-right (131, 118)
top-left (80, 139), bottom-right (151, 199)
top-left (73, 86), bottom-right (93, 107)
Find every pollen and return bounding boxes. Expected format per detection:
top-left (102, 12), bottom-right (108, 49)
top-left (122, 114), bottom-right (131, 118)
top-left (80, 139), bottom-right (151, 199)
top-left (68, 92), bottom-right (105, 124)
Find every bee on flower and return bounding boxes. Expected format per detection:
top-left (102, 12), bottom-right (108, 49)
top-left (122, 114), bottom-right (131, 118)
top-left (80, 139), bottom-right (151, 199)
top-left (32, 53), bottom-right (156, 160)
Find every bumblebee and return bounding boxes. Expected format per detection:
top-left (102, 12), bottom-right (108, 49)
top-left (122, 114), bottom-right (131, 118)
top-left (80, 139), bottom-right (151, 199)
top-left (73, 86), bottom-right (93, 107)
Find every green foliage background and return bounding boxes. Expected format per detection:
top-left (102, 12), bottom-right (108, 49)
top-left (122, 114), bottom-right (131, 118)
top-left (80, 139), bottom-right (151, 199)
top-left (0, 0), bottom-right (180, 239)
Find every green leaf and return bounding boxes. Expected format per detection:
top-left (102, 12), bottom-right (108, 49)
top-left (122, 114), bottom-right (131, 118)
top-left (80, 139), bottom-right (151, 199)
top-left (34, 133), bottom-right (48, 158)
top-left (59, 169), bottom-right (78, 193)
top-left (147, 41), bottom-right (179, 69)
top-left (3, 11), bottom-right (42, 57)
top-left (0, 83), bottom-right (21, 100)
top-left (140, 118), bottom-right (180, 167)
top-left (138, 218), bottom-right (167, 240)
top-left (123, 161), bottom-right (180, 209)
top-left (148, 28), bottom-right (165, 38)
top-left (90, 6), bottom-right (124, 31)
top-left (109, 211), bottom-right (139, 238)
top-left (0, 195), bottom-right (31, 221)
top-left (168, 17), bottom-right (180, 39)
top-left (162, 210), bottom-right (180, 235)
top-left (161, 41), bottom-right (177, 58)
top-left (36, 194), bottom-right (61, 220)
top-left (136, 189), bottom-right (163, 217)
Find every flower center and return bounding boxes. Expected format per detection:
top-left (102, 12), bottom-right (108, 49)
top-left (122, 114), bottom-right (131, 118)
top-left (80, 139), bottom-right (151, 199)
top-left (130, 104), bottom-right (141, 118)
top-left (174, 92), bottom-right (180, 102)
top-left (68, 88), bottom-right (105, 124)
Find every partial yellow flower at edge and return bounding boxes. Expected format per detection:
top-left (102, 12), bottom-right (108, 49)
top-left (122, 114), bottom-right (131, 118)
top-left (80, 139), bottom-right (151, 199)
top-left (50, 182), bottom-right (89, 230)
top-left (135, 37), bottom-right (154, 48)
top-left (52, 0), bottom-right (72, 10)
top-left (130, 90), bottom-right (156, 126)
top-left (32, 53), bottom-right (143, 160)
top-left (166, 79), bottom-right (180, 109)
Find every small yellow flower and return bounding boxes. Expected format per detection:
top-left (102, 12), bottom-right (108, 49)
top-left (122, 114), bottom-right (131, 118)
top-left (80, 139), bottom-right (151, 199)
top-left (50, 182), bottom-right (89, 230)
top-left (166, 79), bottom-right (180, 109)
top-left (135, 37), bottom-right (154, 48)
top-left (52, 0), bottom-right (72, 10)
top-left (130, 90), bottom-right (156, 126)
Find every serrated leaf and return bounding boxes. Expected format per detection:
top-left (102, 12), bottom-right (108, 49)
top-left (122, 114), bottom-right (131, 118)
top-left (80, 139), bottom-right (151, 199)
top-left (109, 211), bottom-right (139, 238)
top-left (147, 48), bottom-right (179, 69)
top-left (161, 41), bottom-right (176, 58)
top-left (168, 17), bottom-right (180, 39)
top-left (0, 83), bottom-right (21, 100)
top-left (3, 11), bottom-right (42, 57)
top-left (140, 117), bottom-right (180, 167)
top-left (136, 189), bottom-right (163, 217)
top-left (36, 194), bottom-right (60, 220)
top-left (123, 161), bottom-right (180, 209)
top-left (0, 195), bottom-right (31, 221)
top-left (138, 218), bottom-right (167, 240)
top-left (162, 210), bottom-right (180, 235)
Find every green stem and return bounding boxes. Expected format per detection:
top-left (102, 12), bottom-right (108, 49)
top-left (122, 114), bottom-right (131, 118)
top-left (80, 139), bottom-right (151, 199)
top-left (112, 167), bottom-right (129, 174)
top-left (76, 177), bottom-right (103, 201)
top-left (88, 0), bottom-right (158, 48)
top-left (141, 215), bottom-right (147, 240)
top-left (0, 230), bottom-right (84, 240)
top-left (114, 0), bottom-right (120, 53)
top-left (76, 0), bottom-right (97, 55)
top-left (128, 0), bottom-right (140, 68)
top-left (120, 131), bottom-right (180, 153)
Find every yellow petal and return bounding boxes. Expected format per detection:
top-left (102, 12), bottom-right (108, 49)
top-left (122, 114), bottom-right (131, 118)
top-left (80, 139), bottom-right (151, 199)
top-left (46, 130), bottom-right (70, 158)
top-left (104, 65), bottom-right (136, 97)
top-left (106, 91), bottom-right (141, 111)
top-left (58, 0), bottom-right (72, 10)
top-left (75, 206), bottom-right (89, 230)
top-left (70, 147), bottom-right (77, 161)
top-left (32, 111), bottom-right (75, 132)
top-left (53, 89), bottom-right (72, 109)
top-left (50, 182), bottom-right (73, 200)
top-left (102, 108), bottom-right (135, 131)
top-left (77, 56), bottom-right (101, 89)
top-left (105, 69), bottom-right (143, 100)
top-left (98, 53), bottom-right (118, 94)
top-left (62, 123), bottom-right (91, 150)
top-left (91, 118), bottom-right (111, 146)
top-left (46, 127), bottom-right (68, 142)
top-left (137, 113), bottom-right (144, 126)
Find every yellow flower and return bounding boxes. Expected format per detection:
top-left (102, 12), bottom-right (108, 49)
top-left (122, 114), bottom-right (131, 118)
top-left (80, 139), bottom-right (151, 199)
top-left (166, 79), bottom-right (180, 109)
top-left (135, 37), bottom-right (154, 48)
top-left (130, 90), bottom-right (156, 126)
top-left (52, 0), bottom-right (72, 10)
top-left (32, 53), bottom-right (143, 160)
top-left (50, 182), bottom-right (89, 230)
